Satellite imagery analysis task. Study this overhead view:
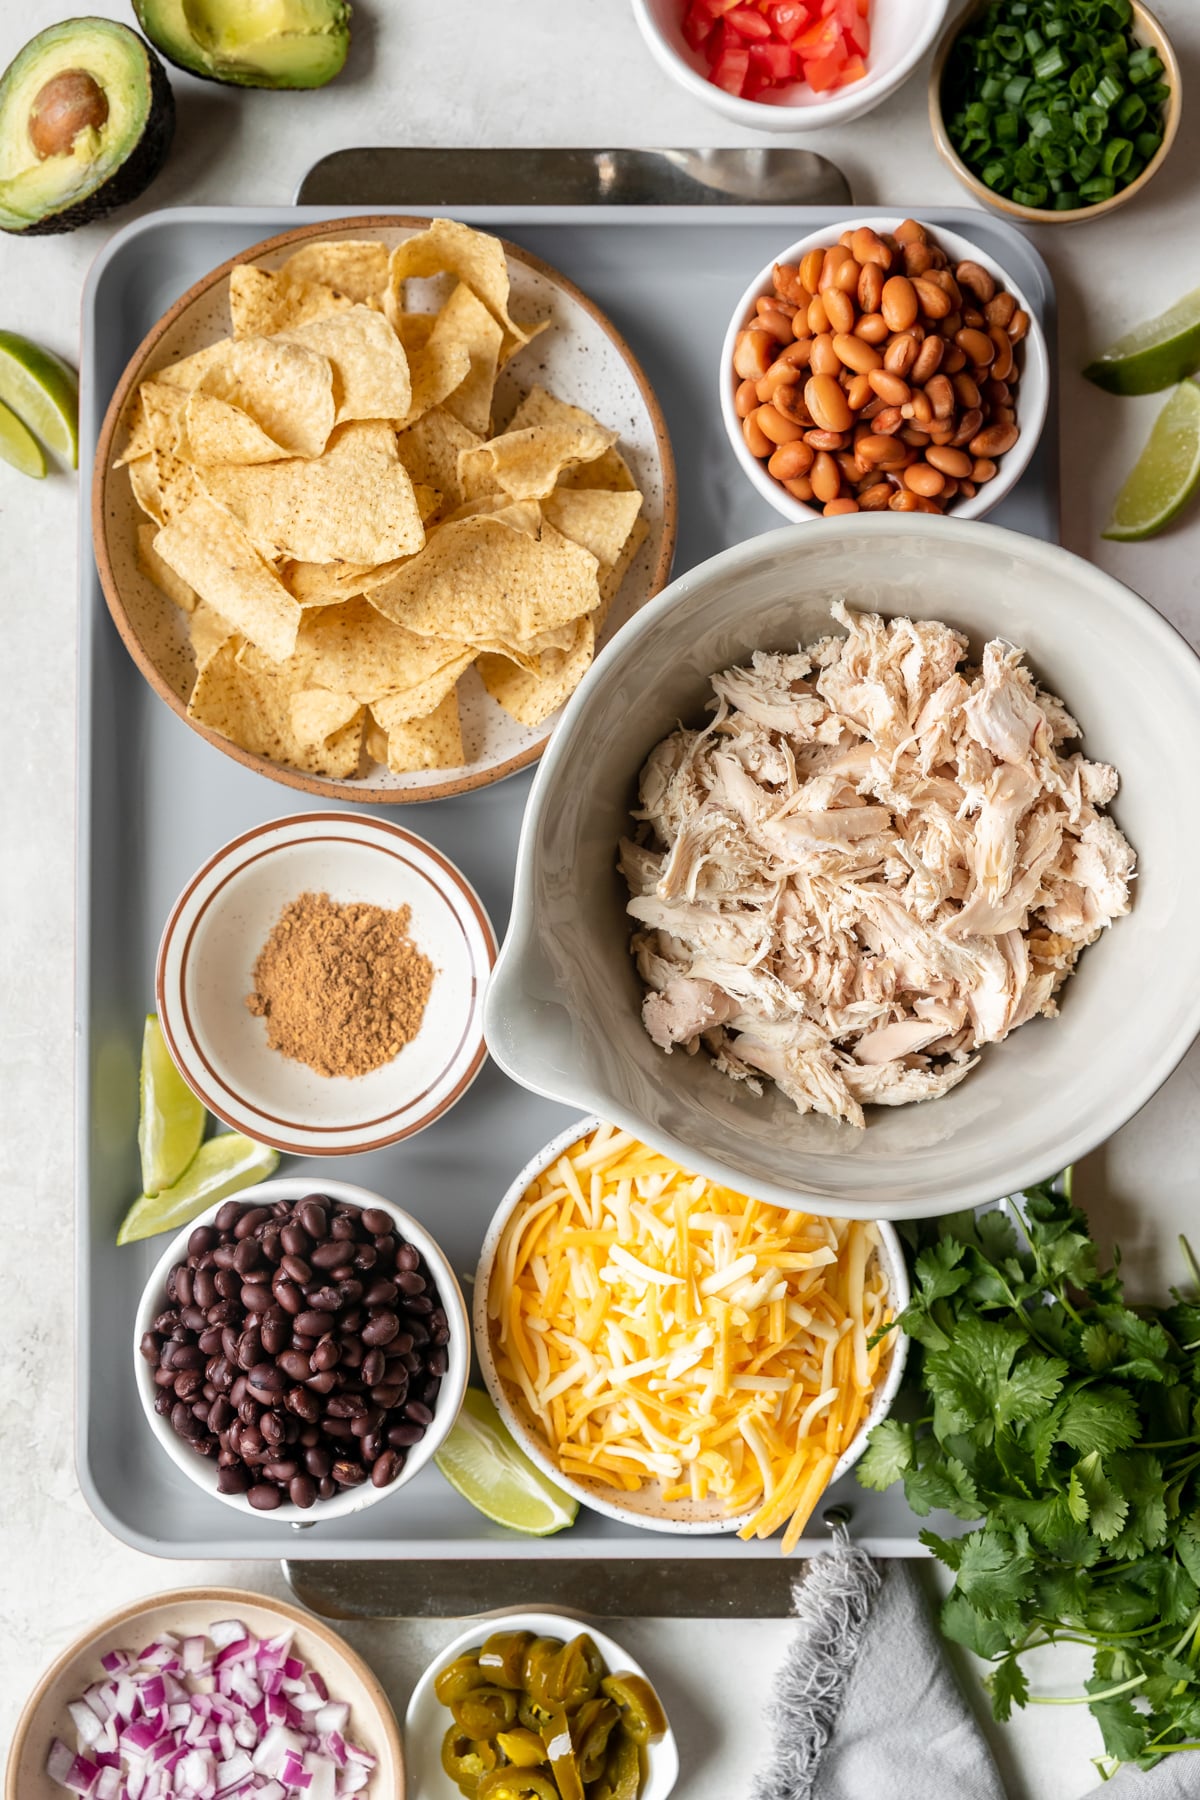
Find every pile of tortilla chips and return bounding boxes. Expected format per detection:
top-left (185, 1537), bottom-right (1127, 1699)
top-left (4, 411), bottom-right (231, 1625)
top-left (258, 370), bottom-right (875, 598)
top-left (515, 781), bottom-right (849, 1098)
top-left (118, 219), bottom-right (648, 779)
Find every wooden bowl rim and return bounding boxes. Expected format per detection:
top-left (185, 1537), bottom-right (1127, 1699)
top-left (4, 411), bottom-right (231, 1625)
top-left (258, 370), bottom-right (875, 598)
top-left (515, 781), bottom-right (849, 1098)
top-left (5, 1584), bottom-right (405, 1800)
top-left (91, 213), bottom-right (679, 805)
top-left (927, 0), bottom-right (1181, 226)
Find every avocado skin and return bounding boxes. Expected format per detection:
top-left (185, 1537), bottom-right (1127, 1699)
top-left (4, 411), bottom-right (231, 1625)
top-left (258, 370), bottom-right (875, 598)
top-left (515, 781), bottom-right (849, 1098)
top-left (133, 0), bottom-right (351, 89)
top-left (4, 35), bottom-right (175, 236)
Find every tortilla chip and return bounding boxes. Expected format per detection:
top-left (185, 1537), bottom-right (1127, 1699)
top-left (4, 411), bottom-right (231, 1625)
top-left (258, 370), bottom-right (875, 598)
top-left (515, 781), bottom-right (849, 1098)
top-left (555, 443), bottom-right (638, 493)
top-left (395, 312), bottom-right (435, 354)
top-left (137, 521), bottom-right (197, 612)
top-left (118, 380), bottom-right (191, 469)
top-left (395, 407), bottom-right (483, 516)
top-left (387, 218), bottom-right (542, 363)
top-left (281, 240), bottom-right (390, 308)
top-left (369, 687), bottom-right (464, 772)
top-left (424, 284), bottom-right (503, 437)
top-left (254, 598), bottom-right (472, 703)
top-left (369, 515), bottom-right (599, 645)
top-left (229, 265), bottom-right (354, 338)
top-left (189, 639), bottom-right (364, 776)
top-left (154, 336), bottom-right (335, 459)
top-left (478, 615), bottom-right (595, 727)
top-left (598, 513), bottom-right (650, 621)
top-left (283, 307), bottom-right (412, 426)
top-left (458, 411), bottom-right (620, 504)
top-left (154, 494), bottom-right (302, 663)
top-left (281, 556), bottom-right (414, 606)
top-left (189, 601), bottom-right (235, 670)
top-left (288, 688), bottom-right (363, 743)
top-left (128, 447), bottom-right (204, 526)
top-left (438, 496), bottom-right (543, 534)
top-left (201, 422), bottom-right (425, 566)
top-left (175, 391), bottom-right (292, 466)
top-left (541, 488), bottom-right (644, 569)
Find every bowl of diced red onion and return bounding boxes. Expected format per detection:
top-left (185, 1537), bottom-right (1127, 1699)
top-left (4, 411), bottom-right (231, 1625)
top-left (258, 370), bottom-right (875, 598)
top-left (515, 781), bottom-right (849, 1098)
top-left (7, 1589), bottom-right (404, 1800)
top-left (629, 0), bottom-right (952, 130)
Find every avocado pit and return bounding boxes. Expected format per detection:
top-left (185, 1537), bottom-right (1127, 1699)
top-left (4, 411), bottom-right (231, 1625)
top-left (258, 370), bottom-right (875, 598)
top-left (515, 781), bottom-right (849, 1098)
top-left (29, 69), bottom-right (109, 160)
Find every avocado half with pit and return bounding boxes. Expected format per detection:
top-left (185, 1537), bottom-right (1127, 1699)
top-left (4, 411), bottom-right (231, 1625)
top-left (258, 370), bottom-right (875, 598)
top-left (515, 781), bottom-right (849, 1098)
top-left (133, 0), bottom-right (351, 89)
top-left (0, 18), bottom-right (174, 236)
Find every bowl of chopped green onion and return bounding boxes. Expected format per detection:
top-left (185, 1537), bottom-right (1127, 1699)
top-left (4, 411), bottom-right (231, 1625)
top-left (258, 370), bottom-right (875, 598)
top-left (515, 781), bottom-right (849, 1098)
top-left (930, 0), bottom-right (1179, 224)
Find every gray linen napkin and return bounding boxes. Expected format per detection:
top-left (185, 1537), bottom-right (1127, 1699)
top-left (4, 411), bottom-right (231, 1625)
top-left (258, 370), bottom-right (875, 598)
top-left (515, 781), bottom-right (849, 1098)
top-left (752, 1536), bottom-right (1200, 1800)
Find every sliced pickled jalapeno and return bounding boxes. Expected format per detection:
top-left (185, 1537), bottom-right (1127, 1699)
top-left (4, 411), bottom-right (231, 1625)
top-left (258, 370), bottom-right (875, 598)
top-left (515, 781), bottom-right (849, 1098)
top-left (436, 1653), bottom-right (490, 1707)
top-left (480, 1630), bottom-right (536, 1689)
top-left (477, 1770), bottom-right (560, 1800)
top-left (454, 1685), bottom-right (519, 1739)
top-left (600, 1672), bottom-right (668, 1746)
top-left (442, 1724), bottom-right (500, 1795)
top-left (436, 1631), bottom-right (662, 1800)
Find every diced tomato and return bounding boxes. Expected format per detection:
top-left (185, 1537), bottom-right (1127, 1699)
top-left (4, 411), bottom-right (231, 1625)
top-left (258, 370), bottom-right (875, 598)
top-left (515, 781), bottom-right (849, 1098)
top-left (723, 5), bottom-right (775, 38)
top-left (709, 42), bottom-right (751, 92)
top-left (802, 49), bottom-right (845, 90)
top-left (689, 0), bottom-right (869, 101)
top-left (766, 1), bottom-right (812, 40)
top-left (749, 39), bottom-right (795, 82)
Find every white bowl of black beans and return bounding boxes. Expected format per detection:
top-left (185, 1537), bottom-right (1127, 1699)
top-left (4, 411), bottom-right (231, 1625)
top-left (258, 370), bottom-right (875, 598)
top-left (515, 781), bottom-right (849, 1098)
top-left (133, 1178), bottom-right (470, 1522)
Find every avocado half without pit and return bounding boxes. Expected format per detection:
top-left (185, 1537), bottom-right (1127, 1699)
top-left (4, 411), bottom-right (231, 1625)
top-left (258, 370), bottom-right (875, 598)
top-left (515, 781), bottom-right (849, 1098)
top-left (0, 18), bottom-right (175, 236)
top-left (133, 0), bottom-right (352, 89)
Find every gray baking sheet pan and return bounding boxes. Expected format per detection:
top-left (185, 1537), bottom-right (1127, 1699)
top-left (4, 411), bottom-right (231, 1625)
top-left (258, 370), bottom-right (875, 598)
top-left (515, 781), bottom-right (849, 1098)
top-left (77, 204), bottom-right (1058, 1563)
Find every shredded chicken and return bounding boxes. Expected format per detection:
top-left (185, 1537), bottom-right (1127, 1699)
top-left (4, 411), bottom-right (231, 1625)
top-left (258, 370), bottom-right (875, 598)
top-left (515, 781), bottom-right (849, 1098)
top-left (620, 600), bottom-right (1135, 1129)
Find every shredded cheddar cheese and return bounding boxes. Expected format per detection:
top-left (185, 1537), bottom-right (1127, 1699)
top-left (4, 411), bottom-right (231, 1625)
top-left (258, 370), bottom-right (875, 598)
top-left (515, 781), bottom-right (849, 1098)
top-left (487, 1124), bottom-right (895, 1555)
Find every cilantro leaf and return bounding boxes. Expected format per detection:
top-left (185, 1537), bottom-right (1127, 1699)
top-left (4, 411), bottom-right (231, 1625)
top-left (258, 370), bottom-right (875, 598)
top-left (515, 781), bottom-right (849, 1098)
top-left (1055, 1387), bottom-right (1141, 1457)
top-left (912, 1237), bottom-right (971, 1304)
top-left (987, 1653), bottom-right (1030, 1723)
top-left (941, 1592), bottom-right (1013, 1660)
top-left (955, 1526), bottom-right (1036, 1633)
top-left (1074, 1451), bottom-right (1129, 1543)
top-left (902, 1454), bottom-right (981, 1522)
top-left (1088, 1692), bottom-right (1147, 1764)
top-left (856, 1418), bottom-right (915, 1491)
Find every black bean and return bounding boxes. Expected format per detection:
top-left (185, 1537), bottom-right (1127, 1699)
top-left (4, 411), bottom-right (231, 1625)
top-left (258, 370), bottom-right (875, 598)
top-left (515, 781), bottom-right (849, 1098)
top-left (306, 1285), bottom-right (341, 1312)
top-left (339, 1338), bottom-right (364, 1371)
top-left (311, 1335), bottom-right (340, 1373)
top-left (217, 1462), bottom-right (250, 1495)
top-left (241, 1283), bottom-right (273, 1314)
top-left (189, 1225), bottom-right (220, 1257)
top-left (396, 1243), bottom-right (420, 1273)
top-left (405, 1400), bottom-right (434, 1427)
top-left (360, 1431), bottom-right (385, 1462)
top-left (353, 1245), bottom-right (378, 1273)
top-left (361, 1208), bottom-right (392, 1237)
top-left (263, 1459), bottom-right (298, 1483)
top-left (406, 1296), bottom-right (433, 1317)
top-left (154, 1309), bottom-right (180, 1333)
top-left (261, 1412), bottom-right (285, 1446)
top-left (332, 1459), bottom-right (367, 1487)
top-left (370, 1383), bottom-right (404, 1409)
top-left (193, 1270), bottom-right (217, 1309)
top-left (273, 1279), bottom-right (303, 1315)
top-left (260, 1315), bottom-right (289, 1357)
top-left (139, 1331), bottom-right (162, 1363)
top-left (371, 1450), bottom-right (402, 1487)
top-left (306, 1368), bottom-right (337, 1396)
top-left (208, 1396), bottom-right (234, 1434)
top-left (153, 1366), bottom-right (176, 1390)
top-left (234, 1206), bottom-right (271, 1240)
top-left (165, 1343), bottom-right (206, 1372)
top-left (396, 1270), bottom-right (426, 1296)
top-left (174, 1266), bottom-right (194, 1308)
top-left (364, 1278), bottom-right (398, 1308)
top-left (281, 1224), bottom-right (310, 1258)
top-left (331, 1215), bottom-right (356, 1242)
top-left (336, 1280), bottom-right (364, 1308)
top-left (428, 1346), bottom-right (448, 1377)
top-left (154, 1392), bottom-right (173, 1417)
top-left (298, 1199), bottom-right (329, 1239)
top-left (387, 1422), bottom-right (425, 1448)
top-left (232, 1238), bottom-right (261, 1276)
top-left (174, 1370), bottom-right (204, 1402)
top-left (304, 1446), bottom-right (332, 1478)
top-left (248, 1362), bottom-right (286, 1395)
top-left (238, 1397), bottom-right (260, 1429)
top-left (248, 1484), bottom-right (283, 1510)
top-left (286, 1386), bottom-right (320, 1423)
top-left (280, 1254), bottom-right (312, 1286)
top-left (311, 1239), bottom-right (348, 1271)
top-left (362, 1310), bottom-right (400, 1348)
top-left (360, 1347), bottom-right (386, 1388)
top-left (214, 1268), bottom-right (241, 1300)
top-left (350, 1407), bottom-right (385, 1439)
top-left (295, 1310), bottom-right (330, 1340)
top-left (278, 1349), bottom-right (311, 1381)
top-left (236, 1328), bottom-right (262, 1371)
top-left (326, 1393), bottom-right (367, 1420)
top-left (323, 1417), bottom-right (353, 1441)
top-left (318, 1476), bottom-right (336, 1500)
top-left (289, 1474), bottom-right (317, 1509)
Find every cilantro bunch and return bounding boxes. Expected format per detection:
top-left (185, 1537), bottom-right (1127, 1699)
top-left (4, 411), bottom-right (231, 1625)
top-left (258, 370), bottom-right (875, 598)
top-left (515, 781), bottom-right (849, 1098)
top-left (858, 1183), bottom-right (1200, 1770)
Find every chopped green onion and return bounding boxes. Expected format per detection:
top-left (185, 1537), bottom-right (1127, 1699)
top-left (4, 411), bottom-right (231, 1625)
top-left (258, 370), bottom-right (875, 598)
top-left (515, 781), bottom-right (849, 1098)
top-left (1102, 137), bottom-right (1133, 177)
top-left (942, 0), bottom-right (1171, 213)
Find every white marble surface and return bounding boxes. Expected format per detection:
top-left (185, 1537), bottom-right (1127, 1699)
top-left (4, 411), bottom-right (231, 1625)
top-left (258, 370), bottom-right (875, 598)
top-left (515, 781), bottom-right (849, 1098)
top-left (2, 0), bottom-right (1199, 1793)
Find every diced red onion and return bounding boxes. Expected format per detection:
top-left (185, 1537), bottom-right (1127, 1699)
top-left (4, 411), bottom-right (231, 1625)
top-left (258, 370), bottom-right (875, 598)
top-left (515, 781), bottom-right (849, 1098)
top-left (46, 1624), bottom-right (376, 1797)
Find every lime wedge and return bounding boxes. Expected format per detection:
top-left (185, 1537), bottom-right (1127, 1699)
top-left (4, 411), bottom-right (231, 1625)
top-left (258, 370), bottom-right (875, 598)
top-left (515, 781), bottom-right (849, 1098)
top-left (0, 330), bottom-right (78, 466)
top-left (0, 396), bottom-right (45, 478)
top-left (1085, 287), bottom-right (1200, 396)
top-left (138, 1014), bottom-right (206, 1196)
top-left (118, 1132), bottom-right (280, 1245)
top-left (1103, 382), bottom-right (1200, 541)
top-left (435, 1388), bottom-right (579, 1536)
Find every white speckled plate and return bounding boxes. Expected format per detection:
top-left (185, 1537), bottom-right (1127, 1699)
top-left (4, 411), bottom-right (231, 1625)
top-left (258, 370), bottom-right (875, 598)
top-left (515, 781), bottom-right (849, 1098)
top-left (92, 216), bottom-right (677, 804)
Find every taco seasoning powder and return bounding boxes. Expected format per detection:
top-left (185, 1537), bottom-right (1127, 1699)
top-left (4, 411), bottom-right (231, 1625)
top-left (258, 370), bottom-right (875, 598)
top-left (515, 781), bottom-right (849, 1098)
top-left (246, 890), bottom-right (435, 1079)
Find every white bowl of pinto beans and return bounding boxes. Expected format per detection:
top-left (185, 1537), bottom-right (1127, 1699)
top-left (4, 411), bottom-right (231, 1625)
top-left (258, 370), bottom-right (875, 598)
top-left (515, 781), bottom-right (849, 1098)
top-left (720, 215), bottom-right (1049, 523)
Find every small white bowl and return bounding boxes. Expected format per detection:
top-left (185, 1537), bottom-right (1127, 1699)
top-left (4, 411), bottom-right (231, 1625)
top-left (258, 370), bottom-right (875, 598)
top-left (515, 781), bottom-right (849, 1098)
top-left (134, 1177), bottom-right (470, 1525)
top-left (405, 1609), bottom-right (679, 1800)
top-left (474, 1118), bottom-right (909, 1536)
top-left (631, 0), bottom-right (952, 131)
top-left (719, 215), bottom-right (1050, 524)
top-left (8, 1587), bottom-right (405, 1800)
top-left (156, 811), bottom-right (496, 1157)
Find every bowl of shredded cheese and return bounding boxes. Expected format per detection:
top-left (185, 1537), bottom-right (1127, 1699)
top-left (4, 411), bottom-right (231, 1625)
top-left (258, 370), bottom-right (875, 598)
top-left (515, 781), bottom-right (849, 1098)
top-left (474, 1118), bottom-right (908, 1551)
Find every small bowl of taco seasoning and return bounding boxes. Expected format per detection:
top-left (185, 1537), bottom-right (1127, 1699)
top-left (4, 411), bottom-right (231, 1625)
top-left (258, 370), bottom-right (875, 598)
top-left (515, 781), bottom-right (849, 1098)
top-left (156, 813), bottom-right (497, 1155)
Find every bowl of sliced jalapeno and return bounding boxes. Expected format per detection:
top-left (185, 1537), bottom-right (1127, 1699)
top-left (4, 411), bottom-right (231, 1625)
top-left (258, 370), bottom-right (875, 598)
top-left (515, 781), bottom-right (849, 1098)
top-left (404, 1610), bottom-right (679, 1800)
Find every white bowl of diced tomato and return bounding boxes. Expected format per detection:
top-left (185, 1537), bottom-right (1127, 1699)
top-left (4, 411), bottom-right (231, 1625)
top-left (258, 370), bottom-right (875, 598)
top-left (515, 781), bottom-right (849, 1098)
top-left (631, 0), bottom-right (952, 130)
